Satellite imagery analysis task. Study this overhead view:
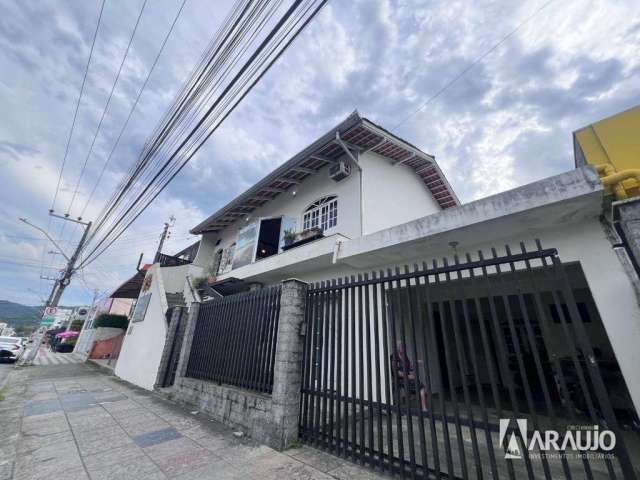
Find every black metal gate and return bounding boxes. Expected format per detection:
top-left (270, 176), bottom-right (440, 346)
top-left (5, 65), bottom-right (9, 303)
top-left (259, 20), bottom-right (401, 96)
top-left (185, 286), bottom-right (281, 394)
top-left (299, 241), bottom-right (637, 479)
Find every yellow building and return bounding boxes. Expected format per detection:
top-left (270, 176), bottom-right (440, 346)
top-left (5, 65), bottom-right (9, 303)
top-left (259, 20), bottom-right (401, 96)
top-left (574, 104), bottom-right (640, 199)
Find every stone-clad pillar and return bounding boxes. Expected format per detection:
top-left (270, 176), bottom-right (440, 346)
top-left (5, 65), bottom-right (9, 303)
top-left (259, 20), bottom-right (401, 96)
top-left (270, 279), bottom-right (308, 450)
top-left (174, 302), bottom-right (200, 380)
top-left (154, 306), bottom-right (184, 389)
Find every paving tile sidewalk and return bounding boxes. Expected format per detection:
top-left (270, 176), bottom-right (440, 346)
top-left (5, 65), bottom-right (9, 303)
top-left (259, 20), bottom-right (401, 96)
top-left (0, 362), bottom-right (386, 480)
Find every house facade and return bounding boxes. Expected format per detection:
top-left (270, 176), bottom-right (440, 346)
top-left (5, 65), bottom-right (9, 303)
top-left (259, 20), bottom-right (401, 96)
top-left (190, 113), bottom-right (457, 287)
top-left (113, 109), bottom-right (640, 478)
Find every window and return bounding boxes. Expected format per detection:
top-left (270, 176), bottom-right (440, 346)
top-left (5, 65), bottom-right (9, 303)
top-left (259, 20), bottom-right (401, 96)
top-left (303, 196), bottom-right (337, 231)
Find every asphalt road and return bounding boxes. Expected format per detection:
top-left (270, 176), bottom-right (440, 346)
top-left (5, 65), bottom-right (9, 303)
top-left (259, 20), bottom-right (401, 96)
top-left (0, 362), bottom-right (14, 389)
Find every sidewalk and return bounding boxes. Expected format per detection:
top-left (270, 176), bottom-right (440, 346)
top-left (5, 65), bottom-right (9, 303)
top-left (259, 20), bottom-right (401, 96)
top-left (0, 362), bottom-right (385, 480)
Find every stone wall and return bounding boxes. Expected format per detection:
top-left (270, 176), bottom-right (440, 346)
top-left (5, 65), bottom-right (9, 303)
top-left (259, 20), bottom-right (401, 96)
top-left (163, 376), bottom-right (274, 442)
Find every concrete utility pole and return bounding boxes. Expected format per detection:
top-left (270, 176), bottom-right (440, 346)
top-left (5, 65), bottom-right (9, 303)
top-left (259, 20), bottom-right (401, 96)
top-left (50, 220), bottom-right (92, 307)
top-left (20, 215), bottom-right (92, 364)
top-left (154, 215), bottom-right (175, 262)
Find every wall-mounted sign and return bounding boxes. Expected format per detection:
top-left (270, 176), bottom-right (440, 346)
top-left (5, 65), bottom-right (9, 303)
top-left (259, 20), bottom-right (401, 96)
top-left (142, 273), bottom-right (153, 293)
top-left (130, 293), bottom-right (151, 323)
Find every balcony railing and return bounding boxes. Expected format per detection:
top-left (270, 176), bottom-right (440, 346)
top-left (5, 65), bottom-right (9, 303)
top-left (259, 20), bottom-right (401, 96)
top-left (155, 252), bottom-right (192, 267)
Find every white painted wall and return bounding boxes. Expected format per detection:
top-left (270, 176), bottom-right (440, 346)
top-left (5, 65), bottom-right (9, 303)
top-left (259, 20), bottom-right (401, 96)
top-left (194, 160), bottom-right (362, 272)
top-left (115, 264), bottom-right (168, 390)
top-left (161, 264), bottom-right (191, 293)
top-left (194, 152), bottom-right (443, 276)
top-left (360, 151), bottom-right (441, 235)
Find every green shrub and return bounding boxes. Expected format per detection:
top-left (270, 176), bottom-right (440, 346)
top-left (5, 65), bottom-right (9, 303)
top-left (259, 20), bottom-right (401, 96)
top-left (94, 313), bottom-right (129, 330)
top-left (70, 319), bottom-right (85, 331)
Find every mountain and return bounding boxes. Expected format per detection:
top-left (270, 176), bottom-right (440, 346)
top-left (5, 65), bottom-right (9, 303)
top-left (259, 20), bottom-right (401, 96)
top-left (0, 300), bottom-right (42, 336)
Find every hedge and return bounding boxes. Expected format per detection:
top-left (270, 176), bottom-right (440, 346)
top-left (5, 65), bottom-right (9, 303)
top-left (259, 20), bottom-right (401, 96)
top-left (94, 313), bottom-right (129, 330)
top-left (69, 319), bottom-right (85, 331)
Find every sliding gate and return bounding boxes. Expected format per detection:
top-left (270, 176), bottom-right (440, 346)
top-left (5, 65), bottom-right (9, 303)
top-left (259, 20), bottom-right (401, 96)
top-left (299, 241), bottom-right (637, 479)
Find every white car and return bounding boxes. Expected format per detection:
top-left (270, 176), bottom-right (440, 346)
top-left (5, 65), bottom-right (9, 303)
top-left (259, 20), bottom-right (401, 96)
top-left (0, 336), bottom-right (25, 362)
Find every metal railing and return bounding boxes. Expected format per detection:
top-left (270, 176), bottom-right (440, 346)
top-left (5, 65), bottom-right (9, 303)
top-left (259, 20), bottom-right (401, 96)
top-left (155, 252), bottom-right (192, 267)
top-left (185, 285), bottom-right (281, 394)
top-left (299, 241), bottom-right (636, 479)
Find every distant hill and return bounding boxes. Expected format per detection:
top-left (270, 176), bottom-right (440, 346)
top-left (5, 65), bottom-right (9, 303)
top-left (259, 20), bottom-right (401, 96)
top-left (0, 300), bottom-right (42, 336)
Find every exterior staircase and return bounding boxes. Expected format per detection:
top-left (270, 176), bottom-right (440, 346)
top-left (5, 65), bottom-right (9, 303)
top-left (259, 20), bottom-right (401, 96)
top-left (165, 292), bottom-right (186, 309)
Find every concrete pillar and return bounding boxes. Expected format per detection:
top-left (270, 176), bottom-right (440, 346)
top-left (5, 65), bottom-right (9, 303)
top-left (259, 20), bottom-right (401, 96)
top-left (269, 279), bottom-right (308, 450)
top-left (174, 302), bottom-right (200, 380)
top-left (154, 306), bottom-right (184, 389)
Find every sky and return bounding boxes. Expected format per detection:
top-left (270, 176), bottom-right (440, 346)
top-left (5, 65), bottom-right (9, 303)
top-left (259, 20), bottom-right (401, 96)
top-left (0, 0), bottom-right (638, 307)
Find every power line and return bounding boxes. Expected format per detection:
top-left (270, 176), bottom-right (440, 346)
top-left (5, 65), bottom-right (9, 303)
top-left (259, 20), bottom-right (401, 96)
top-left (79, 0), bottom-right (189, 219)
top-left (43, 0), bottom-right (107, 299)
top-left (392, 0), bottom-right (554, 130)
top-left (66, 0), bottom-right (150, 218)
top-left (51, 0), bottom-right (107, 212)
top-left (79, 0), bottom-right (328, 269)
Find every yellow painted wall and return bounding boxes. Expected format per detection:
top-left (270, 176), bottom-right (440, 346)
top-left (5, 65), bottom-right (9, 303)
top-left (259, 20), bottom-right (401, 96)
top-left (574, 105), bottom-right (640, 196)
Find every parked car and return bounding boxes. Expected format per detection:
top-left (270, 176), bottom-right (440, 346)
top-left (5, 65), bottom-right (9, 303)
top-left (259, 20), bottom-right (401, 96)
top-left (0, 336), bottom-right (25, 363)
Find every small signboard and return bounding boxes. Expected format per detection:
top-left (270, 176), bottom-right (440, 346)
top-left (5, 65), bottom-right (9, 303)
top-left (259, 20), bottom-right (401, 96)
top-left (41, 314), bottom-right (55, 326)
top-left (130, 293), bottom-right (151, 323)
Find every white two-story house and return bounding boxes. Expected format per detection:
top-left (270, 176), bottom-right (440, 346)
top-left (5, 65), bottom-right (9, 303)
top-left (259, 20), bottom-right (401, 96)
top-left (189, 111), bottom-right (458, 289)
top-left (116, 109), bottom-right (640, 428)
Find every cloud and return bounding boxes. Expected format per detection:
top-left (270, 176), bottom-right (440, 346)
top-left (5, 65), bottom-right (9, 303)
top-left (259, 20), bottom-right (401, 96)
top-left (0, 0), bottom-right (638, 306)
top-left (0, 141), bottom-right (40, 163)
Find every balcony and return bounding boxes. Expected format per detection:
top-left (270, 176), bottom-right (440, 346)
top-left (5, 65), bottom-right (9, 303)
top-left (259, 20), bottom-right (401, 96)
top-left (217, 233), bottom-right (349, 284)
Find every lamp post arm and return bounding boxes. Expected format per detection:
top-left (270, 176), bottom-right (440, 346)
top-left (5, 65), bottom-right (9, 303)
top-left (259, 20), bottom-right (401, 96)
top-left (19, 218), bottom-right (71, 262)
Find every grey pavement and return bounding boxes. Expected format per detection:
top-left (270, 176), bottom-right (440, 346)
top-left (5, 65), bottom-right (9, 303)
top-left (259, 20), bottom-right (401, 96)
top-left (0, 363), bottom-right (12, 389)
top-left (0, 362), bottom-right (386, 480)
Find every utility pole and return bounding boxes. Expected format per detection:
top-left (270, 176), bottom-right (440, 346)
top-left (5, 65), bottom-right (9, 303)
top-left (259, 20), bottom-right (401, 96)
top-left (50, 219), bottom-right (92, 307)
top-left (20, 214), bottom-right (92, 364)
top-left (154, 215), bottom-right (175, 262)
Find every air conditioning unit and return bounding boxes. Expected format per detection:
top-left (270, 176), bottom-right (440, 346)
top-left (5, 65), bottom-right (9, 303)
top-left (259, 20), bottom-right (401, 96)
top-left (329, 159), bottom-right (351, 182)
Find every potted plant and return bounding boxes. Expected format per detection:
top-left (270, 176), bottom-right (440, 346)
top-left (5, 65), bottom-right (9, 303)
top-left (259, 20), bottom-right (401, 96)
top-left (283, 229), bottom-right (297, 247)
top-left (299, 227), bottom-right (323, 241)
top-left (192, 276), bottom-right (207, 290)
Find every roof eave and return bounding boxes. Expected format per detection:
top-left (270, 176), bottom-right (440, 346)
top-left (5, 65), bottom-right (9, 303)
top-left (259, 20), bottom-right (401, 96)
top-left (190, 112), bottom-right (363, 234)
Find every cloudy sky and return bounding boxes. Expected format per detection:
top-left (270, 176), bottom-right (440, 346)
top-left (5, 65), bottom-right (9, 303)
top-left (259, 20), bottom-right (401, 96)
top-left (0, 0), bottom-right (638, 307)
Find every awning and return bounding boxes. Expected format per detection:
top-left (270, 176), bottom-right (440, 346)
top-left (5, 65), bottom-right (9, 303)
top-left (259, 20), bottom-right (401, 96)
top-left (205, 277), bottom-right (251, 296)
top-left (110, 271), bottom-right (146, 299)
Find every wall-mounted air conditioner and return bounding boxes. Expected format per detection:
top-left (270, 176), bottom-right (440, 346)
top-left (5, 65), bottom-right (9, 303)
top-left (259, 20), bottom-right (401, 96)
top-left (329, 159), bottom-right (351, 182)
